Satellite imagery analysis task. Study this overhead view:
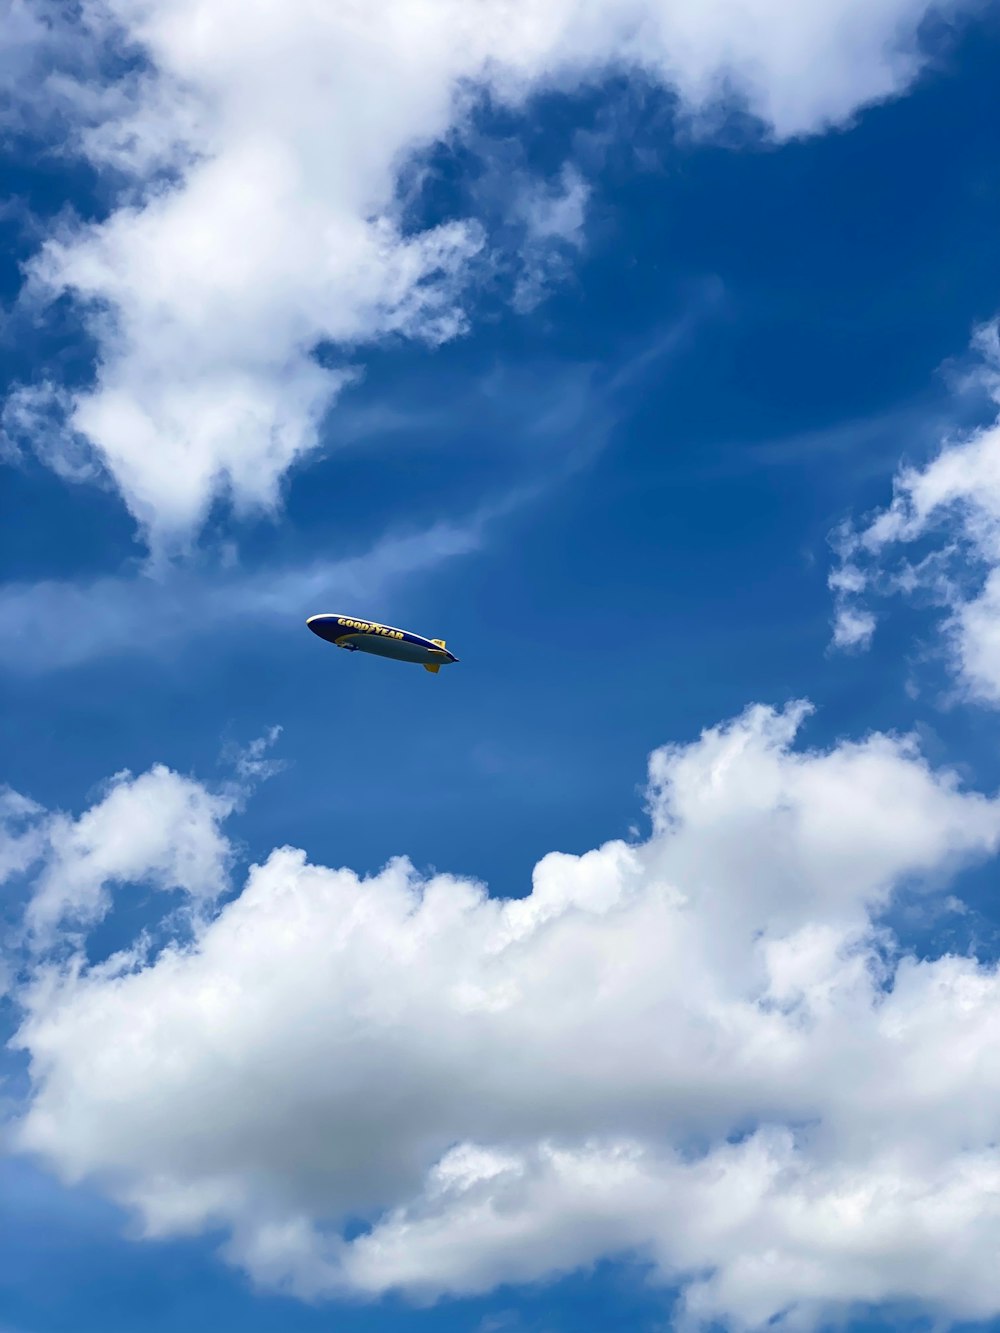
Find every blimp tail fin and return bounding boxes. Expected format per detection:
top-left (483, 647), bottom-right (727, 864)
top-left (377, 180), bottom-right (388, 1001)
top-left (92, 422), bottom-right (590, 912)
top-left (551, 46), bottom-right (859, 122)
top-left (424, 663), bottom-right (440, 674)
top-left (431, 638), bottom-right (446, 648)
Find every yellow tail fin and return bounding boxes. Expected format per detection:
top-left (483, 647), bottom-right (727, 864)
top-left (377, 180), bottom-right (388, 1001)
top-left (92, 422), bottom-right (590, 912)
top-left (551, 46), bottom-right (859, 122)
top-left (424, 663), bottom-right (440, 674)
top-left (431, 639), bottom-right (446, 648)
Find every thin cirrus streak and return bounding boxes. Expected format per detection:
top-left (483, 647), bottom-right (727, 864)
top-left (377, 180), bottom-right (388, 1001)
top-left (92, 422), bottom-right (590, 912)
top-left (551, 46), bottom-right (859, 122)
top-left (0, 304), bottom-right (717, 673)
top-left (0, 518), bottom-right (481, 673)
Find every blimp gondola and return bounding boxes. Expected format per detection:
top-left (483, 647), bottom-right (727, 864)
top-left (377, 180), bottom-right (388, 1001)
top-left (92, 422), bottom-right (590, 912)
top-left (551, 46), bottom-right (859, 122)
top-left (306, 614), bottom-right (459, 673)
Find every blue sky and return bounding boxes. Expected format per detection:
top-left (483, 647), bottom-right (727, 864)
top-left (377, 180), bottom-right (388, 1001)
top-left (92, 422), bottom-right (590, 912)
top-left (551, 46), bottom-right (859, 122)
top-left (4, 3), bottom-right (1000, 1331)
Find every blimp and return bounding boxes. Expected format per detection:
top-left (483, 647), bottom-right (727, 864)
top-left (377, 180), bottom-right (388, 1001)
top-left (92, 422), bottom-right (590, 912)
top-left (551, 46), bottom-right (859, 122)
top-left (306, 614), bottom-right (459, 673)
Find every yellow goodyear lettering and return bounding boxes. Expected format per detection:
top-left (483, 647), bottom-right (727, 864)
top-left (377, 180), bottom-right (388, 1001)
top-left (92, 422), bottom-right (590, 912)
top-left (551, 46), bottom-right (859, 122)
top-left (336, 618), bottom-right (405, 637)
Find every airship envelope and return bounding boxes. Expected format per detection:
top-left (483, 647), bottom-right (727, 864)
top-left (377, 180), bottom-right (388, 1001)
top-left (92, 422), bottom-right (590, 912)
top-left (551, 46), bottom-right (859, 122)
top-left (306, 614), bottom-right (459, 673)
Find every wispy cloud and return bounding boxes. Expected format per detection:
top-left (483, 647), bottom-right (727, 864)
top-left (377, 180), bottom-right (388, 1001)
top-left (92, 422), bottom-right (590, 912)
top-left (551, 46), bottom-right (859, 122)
top-left (740, 407), bottom-right (948, 476)
top-left (0, 293), bottom-right (718, 675)
top-left (321, 278), bottom-right (725, 467)
top-left (0, 518), bottom-right (482, 673)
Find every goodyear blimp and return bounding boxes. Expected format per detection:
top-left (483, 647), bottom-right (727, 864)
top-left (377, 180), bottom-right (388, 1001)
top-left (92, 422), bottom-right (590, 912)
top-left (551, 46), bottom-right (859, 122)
top-left (306, 613), bottom-right (459, 673)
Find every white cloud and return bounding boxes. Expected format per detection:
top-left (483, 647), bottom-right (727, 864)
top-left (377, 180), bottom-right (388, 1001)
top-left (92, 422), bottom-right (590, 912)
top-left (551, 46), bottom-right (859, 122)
top-left (948, 567), bottom-right (1000, 703)
top-left (13, 765), bottom-right (235, 944)
top-left (3, 0), bottom-right (980, 552)
top-left (1, 732), bottom-right (280, 946)
top-left (513, 167), bottom-right (589, 247)
top-left (226, 726), bottom-right (285, 784)
top-left (831, 601), bottom-right (877, 652)
top-left (11, 701), bottom-right (1000, 1328)
top-left (27, 765), bottom-right (234, 940)
top-left (509, 165), bottom-right (590, 313)
top-left (829, 320), bottom-right (1000, 701)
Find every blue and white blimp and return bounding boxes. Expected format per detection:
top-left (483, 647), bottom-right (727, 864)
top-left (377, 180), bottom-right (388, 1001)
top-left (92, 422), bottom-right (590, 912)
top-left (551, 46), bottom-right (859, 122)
top-left (306, 613), bottom-right (459, 674)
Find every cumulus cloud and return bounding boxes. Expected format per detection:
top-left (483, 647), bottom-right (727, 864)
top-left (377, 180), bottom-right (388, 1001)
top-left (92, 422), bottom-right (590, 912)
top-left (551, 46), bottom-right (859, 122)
top-left (1, 732), bottom-right (279, 946)
top-left (24, 764), bottom-right (236, 941)
top-left (2, 0), bottom-right (981, 552)
top-left (10, 700), bottom-right (1000, 1328)
top-left (829, 320), bottom-right (1000, 701)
